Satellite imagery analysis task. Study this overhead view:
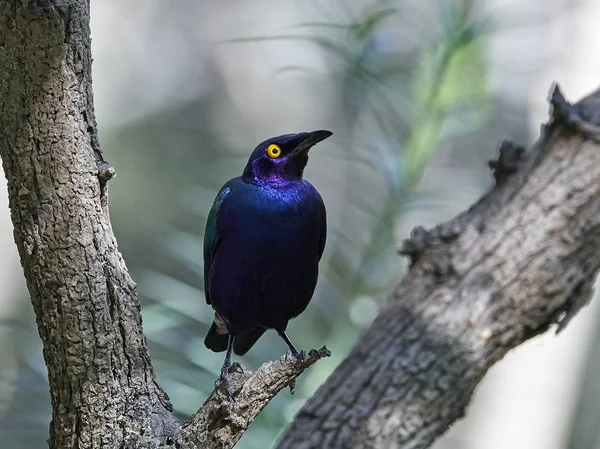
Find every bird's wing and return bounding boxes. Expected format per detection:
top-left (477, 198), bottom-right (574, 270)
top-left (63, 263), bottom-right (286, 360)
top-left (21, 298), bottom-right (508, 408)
top-left (203, 184), bottom-right (231, 305)
top-left (317, 196), bottom-right (327, 261)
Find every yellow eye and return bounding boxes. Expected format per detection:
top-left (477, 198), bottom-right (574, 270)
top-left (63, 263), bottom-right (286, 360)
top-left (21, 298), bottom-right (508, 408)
top-left (267, 144), bottom-right (282, 159)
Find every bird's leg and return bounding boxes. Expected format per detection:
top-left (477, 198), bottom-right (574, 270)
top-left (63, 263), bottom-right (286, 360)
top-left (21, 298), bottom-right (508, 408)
top-left (215, 333), bottom-right (236, 401)
top-left (277, 331), bottom-right (306, 360)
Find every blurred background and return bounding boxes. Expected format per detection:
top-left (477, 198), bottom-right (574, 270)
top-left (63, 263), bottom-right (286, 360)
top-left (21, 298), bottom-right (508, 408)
top-left (1, 0), bottom-right (600, 447)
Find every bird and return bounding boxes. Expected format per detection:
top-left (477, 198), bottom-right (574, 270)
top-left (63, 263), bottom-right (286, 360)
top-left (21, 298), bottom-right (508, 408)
top-left (203, 130), bottom-right (331, 399)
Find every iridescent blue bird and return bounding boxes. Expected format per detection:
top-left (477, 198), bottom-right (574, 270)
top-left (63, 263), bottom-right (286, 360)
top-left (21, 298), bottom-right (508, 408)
top-left (203, 130), bottom-right (331, 398)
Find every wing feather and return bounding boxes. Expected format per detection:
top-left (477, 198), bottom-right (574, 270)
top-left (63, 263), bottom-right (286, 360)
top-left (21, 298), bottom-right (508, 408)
top-left (203, 185), bottom-right (231, 305)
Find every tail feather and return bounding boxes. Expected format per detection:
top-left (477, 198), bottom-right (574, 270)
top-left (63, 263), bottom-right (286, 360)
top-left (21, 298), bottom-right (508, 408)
top-left (233, 327), bottom-right (267, 356)
top-left (203, 321), bottom-right (267, 356)
top-left (204, 322), bottom-right (229, 352)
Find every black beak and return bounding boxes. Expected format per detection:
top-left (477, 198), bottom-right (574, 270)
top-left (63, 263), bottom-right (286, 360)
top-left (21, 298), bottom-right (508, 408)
top-left (294, 130), bottom-right (333, 153)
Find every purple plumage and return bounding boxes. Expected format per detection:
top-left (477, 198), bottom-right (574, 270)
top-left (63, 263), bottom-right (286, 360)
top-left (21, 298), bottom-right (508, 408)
top-left (203, 130), bottom-right (331, 398)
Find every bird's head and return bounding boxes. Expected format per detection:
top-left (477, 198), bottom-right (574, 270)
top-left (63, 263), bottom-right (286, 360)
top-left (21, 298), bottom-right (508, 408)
top-left (242, 130), bottom-right (332, 185)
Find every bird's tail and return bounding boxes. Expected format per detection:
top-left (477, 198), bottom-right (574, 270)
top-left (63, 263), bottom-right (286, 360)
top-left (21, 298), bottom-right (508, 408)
top-left (204, 322), bottom-right (267, 356)
top-left (234, 327), bottom-right (267, 356)
top-left (204, 321), bottom-right (229, 352)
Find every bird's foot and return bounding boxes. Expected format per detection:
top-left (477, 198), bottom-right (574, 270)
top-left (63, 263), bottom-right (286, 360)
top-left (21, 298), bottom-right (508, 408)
top-left (215, 363), bottom-right (235, 402)
top-left (230, 361), bottom-right (244, 373)
top-left (285, 348), bottom-right (307, 362)
top-left (284, 349), bottom-right (306, 395)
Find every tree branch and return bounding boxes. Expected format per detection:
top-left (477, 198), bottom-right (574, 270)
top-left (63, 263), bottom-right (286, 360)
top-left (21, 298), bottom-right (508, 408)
top-left (277, 85), bottom-right (600, 448)
top-left (176, 347), bottom-right (330, 449)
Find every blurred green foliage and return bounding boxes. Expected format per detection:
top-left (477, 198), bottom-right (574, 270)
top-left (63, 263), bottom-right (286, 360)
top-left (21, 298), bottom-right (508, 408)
top-left (123, 3), bottom-right (493, 447)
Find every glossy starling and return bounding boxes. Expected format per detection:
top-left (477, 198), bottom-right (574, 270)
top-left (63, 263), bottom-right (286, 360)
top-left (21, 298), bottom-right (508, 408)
top-left (203, 130), bottom-right (331, 398)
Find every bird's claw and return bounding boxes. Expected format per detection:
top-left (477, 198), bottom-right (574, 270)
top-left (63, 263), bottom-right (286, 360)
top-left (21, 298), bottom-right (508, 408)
top-left (230, 361), bottom-right (244, 374)
top-left (295, 349), bottom-right (307, 361)
top-left (284, 347), bottom-right (307, 395)
top-left (285, 349), bottom-right (306, 362)
top-left (286, 349), bottom-right (306, 361)
top-left (215, 364), bottom-right (235, 402)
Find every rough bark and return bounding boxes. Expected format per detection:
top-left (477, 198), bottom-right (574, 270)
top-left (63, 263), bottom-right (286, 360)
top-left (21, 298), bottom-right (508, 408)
top-left (177, 347), bottom-right (330, 449)
top-left (277, 85), bottom-right (600, 448)
top-left (0, 1), bottom-right (176, 448)
top-left (2, 1), bottom-right (600, 449)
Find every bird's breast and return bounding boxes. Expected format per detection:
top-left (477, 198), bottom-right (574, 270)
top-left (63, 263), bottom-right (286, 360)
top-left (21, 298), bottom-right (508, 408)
top-left (213, 184), bottom-right (320, 294)
top-left (209, 181), bottom-right (324, 328)
top-left (224, 182), bottom-right (321, 231)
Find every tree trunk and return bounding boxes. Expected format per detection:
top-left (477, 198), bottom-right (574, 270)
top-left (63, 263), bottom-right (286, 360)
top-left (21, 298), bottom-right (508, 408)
top-left (1, 2), bottom-right (600, 449)
top-left (277, 101), bottom-right (600, 447)
top-left (0, 1), bottom-right (176, 448)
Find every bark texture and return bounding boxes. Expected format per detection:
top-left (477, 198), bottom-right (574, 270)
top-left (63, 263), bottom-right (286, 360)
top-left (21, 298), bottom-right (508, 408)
top-left (2, 1), bottom-right (600, 449)
top-left (177, 347), bottom-right (330, 449)
top-left (0, 1), bottom-right (176, 448)
top-left (277, 86), bottom-right (600, 448)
